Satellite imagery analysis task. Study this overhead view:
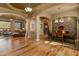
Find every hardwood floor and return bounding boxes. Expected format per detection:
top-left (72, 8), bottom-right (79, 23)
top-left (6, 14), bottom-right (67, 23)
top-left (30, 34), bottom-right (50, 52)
top-left (0, 36), bottom-right (79, 56)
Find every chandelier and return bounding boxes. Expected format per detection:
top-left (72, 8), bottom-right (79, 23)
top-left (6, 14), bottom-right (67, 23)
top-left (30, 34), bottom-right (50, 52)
top-left (25, 3), bottom-right (32, 12)
top-left (55, 8), bottom-right (64, 23)
top-left (25, 7), bottom-right (32, 12)
top-left (55, 18), bottom-right (64, 23)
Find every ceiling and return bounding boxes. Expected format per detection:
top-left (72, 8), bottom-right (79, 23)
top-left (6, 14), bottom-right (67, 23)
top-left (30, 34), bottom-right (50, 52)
top-left (10, 3), bottom-right (41, 10)
top-left (0, 3), bottom-right (78, 20)
top-left (0, 3), bottom-right (43, 19)
top-left (0, 3), bottom-right (61, 14)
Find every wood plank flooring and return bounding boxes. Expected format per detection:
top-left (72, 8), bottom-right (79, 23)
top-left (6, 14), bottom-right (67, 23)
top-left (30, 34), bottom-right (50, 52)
top-left (0, 36), bottom-right (79, 56)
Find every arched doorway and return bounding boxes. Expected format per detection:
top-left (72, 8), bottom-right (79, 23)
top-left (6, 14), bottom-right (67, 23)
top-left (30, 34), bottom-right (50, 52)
top-left (0, 13), bottom-right (26, 37)
top-left (40, 16), bottom-right (50, 40)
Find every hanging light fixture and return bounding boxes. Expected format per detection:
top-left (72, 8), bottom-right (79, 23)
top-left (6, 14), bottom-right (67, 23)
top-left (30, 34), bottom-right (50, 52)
top-left (25, 7), bottom-right (32, 12)
top-left (59, 19), bottom-right (64, 23)
top-left (55, 8), bottom-right (64, 23)
top-left (55, 19), bottom-right (58, 23)
top-left (59, 8), bottom-right (64, 23)
top-left (59, 18), bottom-right (64, 23)
top-left (25, 3), bottom-right (32, 12)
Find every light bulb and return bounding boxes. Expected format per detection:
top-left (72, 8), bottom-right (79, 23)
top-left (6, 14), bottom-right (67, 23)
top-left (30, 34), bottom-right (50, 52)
top-left (55, 19), bottom-right (58, 23)
top-left (10, 19), bottom-right (13, 21)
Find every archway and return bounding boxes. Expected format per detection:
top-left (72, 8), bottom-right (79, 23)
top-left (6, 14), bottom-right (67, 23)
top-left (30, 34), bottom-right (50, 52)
top-left (0, 13), bottom-right (26, 37)
top-left (40, 16), bottom-right (50, 40)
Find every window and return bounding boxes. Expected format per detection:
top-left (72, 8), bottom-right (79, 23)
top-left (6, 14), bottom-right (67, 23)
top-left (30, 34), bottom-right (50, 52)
top-left (0, 21), bottom-right (11, 29)
top-left (14, 21), bottom-right (22, 30)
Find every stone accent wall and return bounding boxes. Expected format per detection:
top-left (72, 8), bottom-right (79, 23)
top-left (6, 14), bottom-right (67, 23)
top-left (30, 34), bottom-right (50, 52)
top-left (52, 16), bottom-right (77, 39)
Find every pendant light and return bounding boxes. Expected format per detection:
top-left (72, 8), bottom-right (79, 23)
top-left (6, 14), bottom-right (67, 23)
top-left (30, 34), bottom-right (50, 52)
top-left (55, 18), bottom-right (58, 23)
top-left (58, 8), bottom-right (64, 23)
top-left (25, 3), bottom-right (32, 12)
top-left (55, 8), bottom-right (64, 23)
